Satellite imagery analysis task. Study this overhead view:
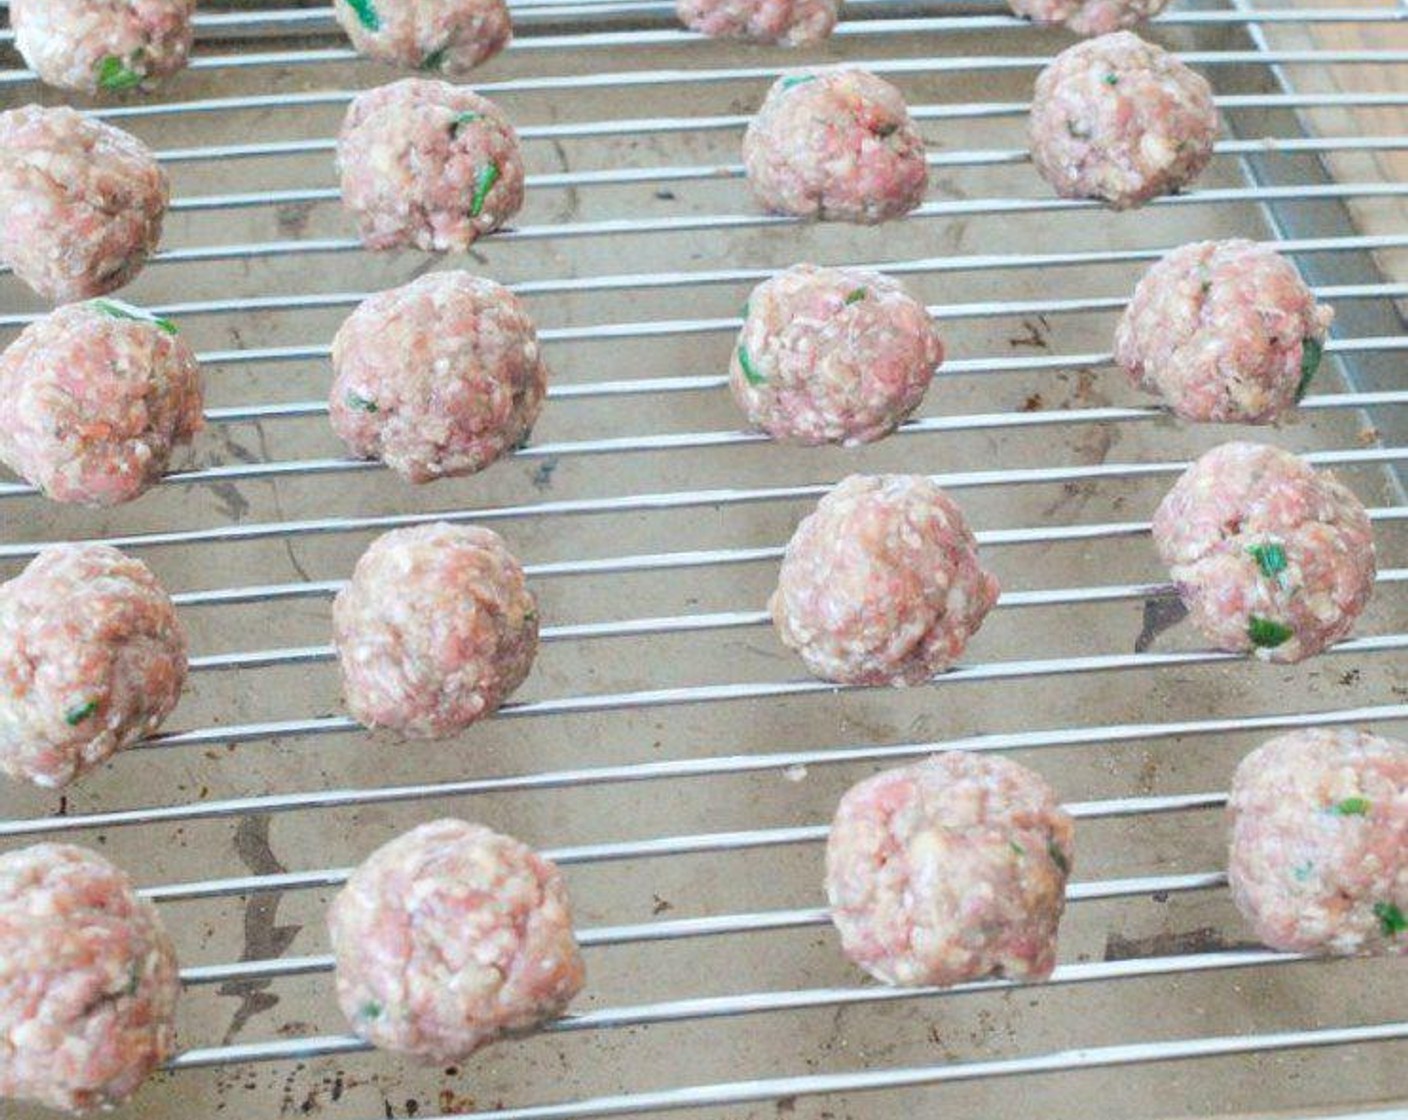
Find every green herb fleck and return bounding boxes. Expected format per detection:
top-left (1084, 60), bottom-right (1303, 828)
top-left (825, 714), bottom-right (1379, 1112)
top-left (65, 700), bottom-right (99, 726)
top-left (844, 287), bottom-right (867, 305)
top-left (875, 122), bottom-right (899, 139)
top-left (1374, 901), bottom-right (1407, 937)
top-left (780, 74), bottom-right (816, 90)
top-left (1295, 336), bottom-right (1323, 401)
top-left (125, 962), bottom-right (142, 996)
top-left (1248, 541), bottom-right (1288, 581)
top-left (523, 608), bottom-right (538, 624)
top-left (359, 1000), bottom-right (383, 1019)
top-left (1103, 72), bottom-right (1119, 86)
top-left (451, 110), bottom-right (482, 134)
top-left (737, 344), bottom-right (765, 386)
top-left (1330, 796), bottom-right (1371, 817)
top-left (97, 55), bottom-right (144, 92)
top-left (1009, 840), bottom-right (1026, 857)
top-left (1291, 860), bottom-right (1314, 882)
top-left (345, 391), bottom-right (379, 414)
top-left (346, 0), bottom-right (380, 30)
top-left (1248, 615), bottom-right (1293, 649)
top-left (91, 298), bottom-right (178, 335)
top-left (1047, 840), bottom-right (1070, 876)
top-left (469, 162), bottom-right (500, 218)
top-left (420, 45), bottom-right (449, 72)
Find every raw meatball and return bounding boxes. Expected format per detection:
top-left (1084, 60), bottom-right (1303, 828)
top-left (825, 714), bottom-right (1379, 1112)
top-left (1009, 0), bottom-right (1167, 37)
top-left (771, 475), bottom-right (1000, 685)
top-left (328, 819), bottom-right (586, 1062)
top-left (743, 68), bottom-right (928, 224)
top-left (0, 843), bottom-right (179, 1113)
top-left (678, 0), bottom-right (838, 45)
top-left (0, 106), bottom-right (169, 303)
top-left (337, 79), bottom-right (525, 252)
top-left (1115, 240), bottom-right (1334, 423)
top-left (332, 0), bottom-right (511, 76)
top-left (0, 544), bottom-right (187, 789)
top-left (730, 264), bottom-right (943, 446)
top-left (11, 0), bottom-right (194, 94)
top-left (1152, 442), bottom-right (1375, 663)
top-left (1228, 729), bottom-right (1408, 956)
top-left (333, 523), bottom-right (538, 737)
top-left (0, 299), bottom-right (204, 507)
top-left (1029, 31), bottom-right (1218, 210)
top-left (329, 271), bottom-right (547, 483)
top-left (826, 752), bottom-right (1074, 987)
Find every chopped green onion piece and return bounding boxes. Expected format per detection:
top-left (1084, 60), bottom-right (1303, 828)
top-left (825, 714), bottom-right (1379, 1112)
top-left (91, 298), bottom-right (178, 335)
top-left (65, 700), bottom-right (99, 726)
top-left (125, 962), bottom-right (142, 995)
top-left (469, 162), bottom-right (499, 218)
top-left (1330, 796), bottom-right (1371, 817)
top-left (780, 74), bottom-right (816, 89)
top-left (1291, 860), bottom-right (1314, 882)
top-left (451, 110), bottom-right (482, 134)
top-left (844, 288), bottom-right (867, 305)
top-left (346, 0), bottom-right (380, 30)
top-left (1247, 541), bottom-right (1288, 581)
top-left (1009, 840), bottom-right (1026, 857)
top-left (1295, 336), bottom-right (1323, 401)
top-left (97, 56), bottom-right (144, 91)
top-left (523, 608), bottom-right (538, 624)
top-left (737, 344), bottom-right (765, 386)
top-left (1248, 615), bottom-right (1293, 648)
top-left (1046, 840), bottom-right (1070, 876)
top-left (420, 45), bottom-right (449, 71)
top-left (345, 391), bottom-right (379, 414)
top-left (1103, 72), bottom-right (1119, 85)
top-left (359, 1000), bottom-right (383, 1018)
top-left (1374, 901), bottom-right (1407, 936)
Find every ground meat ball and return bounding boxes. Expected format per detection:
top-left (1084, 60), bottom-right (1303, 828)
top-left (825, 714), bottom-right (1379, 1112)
top-left (328, 819), bottom-right (586, 1062)
top-left (329, 272), bottom-right (546, 483)
top-left (1115, 240), bottom-right (1334, 423)
top-left (0, 843), bottom-right (179, 1113)
top-left (771, 475), bottom-right (1000, 685)
top-left (826, 752), bottom-right (1074, 987)
top-left (11, 0), bottom-right (194, 95)
top-left (333, 523), bottom-right (538, 737)
top-left (0, 544), bottom-right (187, 790)
top-left (1009, 0), bottom-right (1167, 37)
top-left (337, 79), bottom-right (525, 252)
top-left (731, 265), bottom-right (942, 446)
top-left (0, 106), bottom-right (169, 303)
top-left (1029, 32), bottom-right (1218, 210)
top-left (0, 300), bottom-right (203, 507)
top-left (1228, 729), bottom-right (1408, 956)
top-left (743, 69), bottom-right (928, 224)
top-left (332, 0), bottom-right (511, 76)
top-left (1152, 442), bottom-right (1375, 663)
top-left (677, 0), bottom-right (838, 45)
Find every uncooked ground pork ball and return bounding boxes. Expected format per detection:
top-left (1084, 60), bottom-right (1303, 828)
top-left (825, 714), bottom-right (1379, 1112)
top-left (332, 0), bottom-right (511, 76)
top-left (771, 475), bottom-right (1000, 685)
top-left (328, 819), bottom-right (586, 1062)
top-left (678, 0), bottom-right (838, 45)
top-left (731, 264), bottom-right (942, 446)
top-left (1153, 442), bottom-right (1375, 663)
top-left (743, 69), bottom-right (928, 224)
top-left (1228, 729), bottom-right (1408, 956)
top-left (1115, 240), bottom-right (1334, 423)
top-left (826, 752), bottom-right (1074, 987)
top-left (338, 79), bottom-right (525, 252)
top-left (0, 106), bottom-right (169, 303)
top-left (329, 272), bottom-right (547, 483)
top-left (333, 523), bottom-right (538, 737)
top-left (0, 300), bottom-right (204, 507)
top-left (0, 843), bottom-right (179, 1113)
top-left (1029, 31), bottom-right (1218, 210)
top-left (0, 544), bottom-right (187, 790)
top-left (1009, 0), bottom-right (1167, 37)
top-left (11, 0), bottom-right (195, 95)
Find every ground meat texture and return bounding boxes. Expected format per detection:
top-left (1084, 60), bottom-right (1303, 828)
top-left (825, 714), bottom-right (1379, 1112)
top-left (0, 300), bottom-right (203, 507)
top-left (11, 0), bottom-right (194, 95)
top-left (1228, 729), bottom-right (1408, 956)
top-left (731, 264), bottom-right (942, 446)
top-left (333, 523), bottom-right (538, 737)
top-left (0, 544), bottom-right (187, 790)
top-left (0, 844), bottom-right (179, 1112)
top-left (677, 0), bottom-right (838, 45)
top-left (1152, 442), bottom-right (1375, 663)
top-left (1009, 0), bottom-right (1167, 37)
top-left (0, 106), bottom-right (169, 303)
top-left (826, 752), bottom-right (1074, 987)
top-left (771, 475), bottom-right (1000, 685)
top-left (337, 79), bottom-right (525, 252)
top-left (1115, 240), bottom-right (1334, 423)
top-left (328, 819), bottom-right (586, 1062)
top-left (1029, 31), bottom-right (1218, 210)
top-left (332, 0), bottom-right (511, 76)
top-left (329, 272), bottom-right (546, 483)
top-left (742, 69), bottom-right (928, 224)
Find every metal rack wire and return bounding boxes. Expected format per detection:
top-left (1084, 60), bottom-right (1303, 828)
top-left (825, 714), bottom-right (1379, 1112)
top-left (1, 1), bottom-right (1406, 1118)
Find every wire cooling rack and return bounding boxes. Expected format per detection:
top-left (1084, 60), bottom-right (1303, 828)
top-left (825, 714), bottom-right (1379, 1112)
top-left (1, 1), bottom-right (1406, 1117)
